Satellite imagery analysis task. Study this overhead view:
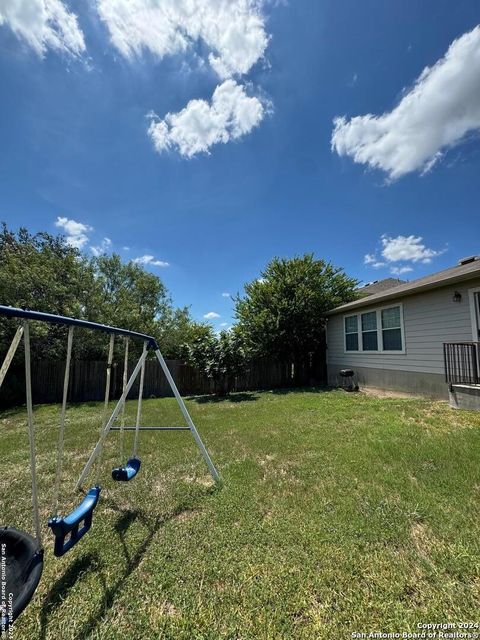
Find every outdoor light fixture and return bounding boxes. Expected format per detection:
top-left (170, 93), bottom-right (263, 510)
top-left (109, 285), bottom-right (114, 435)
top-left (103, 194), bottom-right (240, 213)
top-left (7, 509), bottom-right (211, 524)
top-left (453, 291), bottom-right (462, 303)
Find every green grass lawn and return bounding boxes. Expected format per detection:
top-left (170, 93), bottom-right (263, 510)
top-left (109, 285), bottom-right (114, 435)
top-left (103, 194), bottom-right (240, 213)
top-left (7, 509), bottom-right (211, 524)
top-left (2, 388), bottom-right (480, 639)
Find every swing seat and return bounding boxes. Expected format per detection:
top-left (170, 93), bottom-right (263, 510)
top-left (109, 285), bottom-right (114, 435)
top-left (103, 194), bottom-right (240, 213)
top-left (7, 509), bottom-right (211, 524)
top-left (0, 527), bottom-right (43, 632)
top-left (48, 486), bottom-right (101, 558)
top-left (111, 457), bottom-right (141, 482)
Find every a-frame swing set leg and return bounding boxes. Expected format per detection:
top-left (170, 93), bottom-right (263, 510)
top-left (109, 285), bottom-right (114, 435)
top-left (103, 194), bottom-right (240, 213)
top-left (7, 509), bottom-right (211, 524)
top-left (154, 349), bottom-right (220, 483)
top-left (0, 325), bottom-right (24, 388)
top-left (76, 345), bottom-right (220, 489)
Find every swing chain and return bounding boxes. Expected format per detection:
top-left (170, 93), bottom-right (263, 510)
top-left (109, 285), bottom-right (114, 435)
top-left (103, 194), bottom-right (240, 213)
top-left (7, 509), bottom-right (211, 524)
top-left (133, 340), bottom-right (147, 459)
top-left (95, 333), bottom-right (115, 485)
top-left (23, 321), bottom-right (43, 547)
top-left (119, 337), bottom-right (129, 462)
top-left (52, 326), bottom-right (74, 517)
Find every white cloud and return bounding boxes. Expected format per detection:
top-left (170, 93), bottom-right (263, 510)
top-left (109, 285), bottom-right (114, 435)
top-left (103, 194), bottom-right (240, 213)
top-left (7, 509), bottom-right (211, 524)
top-left (148, 79), bottom-right (266, 157)
top-left (381, 235), bottom-right (441, 264)
top-left (364, 254), bottom-right (386, 268)
top-left (97, 1), bottom-right (272, 156)
top-left (364, 234), bottom-right (443, 277)
top-left (390, 266), bottom-right (413, 276)
top-left (96, 0), bottom-right (268, 79)
top-left (55, 216), bottom-right (93, 249)
top-left (220, 322), bottom-right (228, 327)
top-left (91, 237), bottom-right (112, 256)
top-left (0, 0), bottom-right (85, 57)
top-left (204, 311), bottom-right (220, 319)
top-left (133, 254), bottom-right (170, 267)
top-left (331, 25), bottom-right (480, 180)
top-left (221, 292), bottom-right (231, 297)
top-left (123, 246), bottom-right (130, 251)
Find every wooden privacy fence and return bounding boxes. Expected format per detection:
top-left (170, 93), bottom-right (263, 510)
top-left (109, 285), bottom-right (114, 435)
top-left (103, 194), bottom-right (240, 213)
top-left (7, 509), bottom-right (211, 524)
top-left (1, 355), bottom-right (326, 407)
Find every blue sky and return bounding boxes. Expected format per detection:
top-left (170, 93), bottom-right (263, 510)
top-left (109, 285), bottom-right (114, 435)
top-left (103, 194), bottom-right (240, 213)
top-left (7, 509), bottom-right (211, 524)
top-left (1, 0), bottom-right (479, 330)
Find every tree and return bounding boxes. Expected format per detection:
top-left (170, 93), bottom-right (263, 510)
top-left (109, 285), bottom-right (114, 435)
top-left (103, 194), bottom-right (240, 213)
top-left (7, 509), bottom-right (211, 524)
top-left (83, 254), bottom-right (172, 358)
top-left (184, 326), bottom-right (249, 395)
top-left (154, 306), bottom-right (207, 359)
top-left (235, 254), bottom-right (358, 381)
top-left (0, 224), bottom-right (96, 358)
top-left (0, 223), bottom-right (94, 317)
top-left (0, 223), bottom-right (204, 361)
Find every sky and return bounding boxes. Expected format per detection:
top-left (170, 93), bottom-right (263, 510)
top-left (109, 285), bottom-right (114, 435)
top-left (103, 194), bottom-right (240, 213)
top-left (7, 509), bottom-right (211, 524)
top-left (1, 0), bottom-right (479, 331)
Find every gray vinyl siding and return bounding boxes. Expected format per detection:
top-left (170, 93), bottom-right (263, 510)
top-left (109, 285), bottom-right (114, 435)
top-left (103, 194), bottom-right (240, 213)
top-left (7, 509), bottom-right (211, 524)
top-left (327, 279), bottom-right (480, 376)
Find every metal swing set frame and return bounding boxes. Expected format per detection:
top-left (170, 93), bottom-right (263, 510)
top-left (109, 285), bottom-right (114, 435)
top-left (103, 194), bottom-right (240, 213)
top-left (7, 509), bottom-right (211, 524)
top-left (0, 305), bottom-right (220, 601)
top-left (0, 304), bottom-right (221, 629)
top-left (0, 305), bottom-right (220, 630)
top-left (0, 305), bottom-right (220, 485)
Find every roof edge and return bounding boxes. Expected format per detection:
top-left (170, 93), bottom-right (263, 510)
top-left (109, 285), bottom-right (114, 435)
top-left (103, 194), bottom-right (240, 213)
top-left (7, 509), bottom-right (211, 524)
top-left (327, 269), bottom-right (480, 315)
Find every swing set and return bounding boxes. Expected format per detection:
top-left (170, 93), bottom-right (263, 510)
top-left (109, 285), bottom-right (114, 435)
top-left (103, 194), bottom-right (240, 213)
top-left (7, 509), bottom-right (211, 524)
top-left (0, 305), bottom-right (220, 632)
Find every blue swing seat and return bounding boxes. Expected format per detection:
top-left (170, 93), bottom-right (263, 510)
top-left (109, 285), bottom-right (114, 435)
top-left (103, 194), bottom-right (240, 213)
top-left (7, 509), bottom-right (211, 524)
top-left (48, 486), bottom-right (101, 557)
top-left (111, 458), bottom-right (141, 482)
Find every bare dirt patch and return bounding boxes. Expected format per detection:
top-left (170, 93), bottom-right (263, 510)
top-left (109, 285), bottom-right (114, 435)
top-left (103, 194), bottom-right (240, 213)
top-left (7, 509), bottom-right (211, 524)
top-left (175, 509), bottom-right (199, 522)
top-left (181, 474), bottom-right (215, 488)
top-left (411, 522), bottom-right (440, 567)
top-left (361, 387), bottom-right (423, 399)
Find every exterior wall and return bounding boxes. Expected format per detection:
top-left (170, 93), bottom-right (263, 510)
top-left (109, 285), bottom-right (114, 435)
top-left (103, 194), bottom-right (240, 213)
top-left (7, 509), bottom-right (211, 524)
top-left (331, 365), bottom-right (447, 399)
top-left (327, 278), bottom-right (480, 398)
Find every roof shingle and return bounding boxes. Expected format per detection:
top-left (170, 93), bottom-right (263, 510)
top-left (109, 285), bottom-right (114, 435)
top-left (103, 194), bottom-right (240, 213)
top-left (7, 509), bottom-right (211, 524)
top-left (329, 259), bottom-right (480, 315)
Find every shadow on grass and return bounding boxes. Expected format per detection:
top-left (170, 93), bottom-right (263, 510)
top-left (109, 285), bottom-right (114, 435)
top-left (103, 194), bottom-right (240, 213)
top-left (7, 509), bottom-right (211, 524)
top-left (72, 509), bottom-right (191, 639)
top-left (189, 386), bottom-right (336, 403)
top-left (268, 386), bottom-right (335, 395)
top-left (68, 400), bottom-right (108, 409)
top-left (39, 553), bottom-right (100, 640)
top-left (38, 484), bottom-right (218, 640)
top-left (189, 392), bottom-right (259, 404)
top-left (113, 509), bottom-right (139, 566)
top-left (0, 405), bottom-right (28, 419)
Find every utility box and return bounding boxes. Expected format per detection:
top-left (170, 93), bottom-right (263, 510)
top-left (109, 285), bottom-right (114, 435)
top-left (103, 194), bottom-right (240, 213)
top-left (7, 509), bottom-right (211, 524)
top-left (337, 369), bottom-right (359, 392)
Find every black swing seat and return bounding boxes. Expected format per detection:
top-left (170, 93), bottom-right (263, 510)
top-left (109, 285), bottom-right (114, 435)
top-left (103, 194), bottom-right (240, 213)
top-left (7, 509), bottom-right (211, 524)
top-left (111, 457), bottom-right (141, 482)
top-left (0, 527), bottom-right (43, 632)
top-left (48, 486), bottom-right (101, 558)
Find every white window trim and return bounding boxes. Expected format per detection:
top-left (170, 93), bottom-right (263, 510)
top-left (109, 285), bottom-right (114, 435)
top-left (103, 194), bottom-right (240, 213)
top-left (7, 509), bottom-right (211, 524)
top-left (468, 287), bottom-right (480, 341)
top-left (343, 303), bottom-right (406, 355)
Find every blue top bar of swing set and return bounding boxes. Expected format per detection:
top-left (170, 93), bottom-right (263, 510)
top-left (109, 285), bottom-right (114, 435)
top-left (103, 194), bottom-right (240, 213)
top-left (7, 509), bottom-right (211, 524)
top-left (0, 305), bottom-right (158, 349)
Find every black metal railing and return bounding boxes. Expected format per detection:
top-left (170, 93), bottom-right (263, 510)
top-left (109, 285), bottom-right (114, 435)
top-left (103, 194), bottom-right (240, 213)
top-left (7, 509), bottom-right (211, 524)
top-left (444, 342), bottom-right (480, 386)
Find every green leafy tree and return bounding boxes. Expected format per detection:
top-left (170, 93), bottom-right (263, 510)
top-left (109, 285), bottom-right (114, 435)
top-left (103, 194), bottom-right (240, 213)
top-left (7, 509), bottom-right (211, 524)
top-left (184, 327), bottom-right (249, 395)
top-left (0, 223), bottom-right (94, 317)
top-left (0, 224), bottom-right (204, 361)
top-left (235, 254), bottom-right (358, 380)
top-left (83, 254), bottom-right (171, 358)
top-left (158, 307), bottom-right (211, 359)
top-left (0, 224), bottom-right (96, 358)
top-left (90, 255), bottom-right (169, 329)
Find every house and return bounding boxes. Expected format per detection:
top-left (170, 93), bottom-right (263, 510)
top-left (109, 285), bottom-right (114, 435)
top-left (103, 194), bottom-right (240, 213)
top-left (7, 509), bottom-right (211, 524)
top-left (326, 256), bottom-right (480, 408)
top-left (357, 277), bottom-right (407, 297)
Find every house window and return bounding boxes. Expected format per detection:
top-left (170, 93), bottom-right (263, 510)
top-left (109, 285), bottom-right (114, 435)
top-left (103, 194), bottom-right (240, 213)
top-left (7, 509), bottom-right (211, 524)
top-left (345, 315), bottom-right (359, 351)
top-left (381, 306), bottom-right (403, 350)
top-left (343, 304), bottom-right (404, 353)
top-left (361, 311), bottom-right (378, 351)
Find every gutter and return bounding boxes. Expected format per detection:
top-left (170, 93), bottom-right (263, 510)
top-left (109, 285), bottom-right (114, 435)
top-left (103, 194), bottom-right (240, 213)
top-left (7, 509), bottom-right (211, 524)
top-left (327, 269), bottom-right (480, 316)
